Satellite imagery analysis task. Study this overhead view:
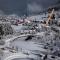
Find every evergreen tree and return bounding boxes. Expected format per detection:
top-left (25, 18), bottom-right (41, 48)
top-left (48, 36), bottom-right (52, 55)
top-left (0, 26), bottom-right (4, 39)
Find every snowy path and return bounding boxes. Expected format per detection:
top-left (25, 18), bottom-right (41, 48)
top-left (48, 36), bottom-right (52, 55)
top-left (5, 34), bottom-right (31, 47)
top-left (3, 33), bottom-right (45, 60)
top-left (4, 32), bottom-right (60, 60)
top-left (4, 52), bottom-right (33, 60)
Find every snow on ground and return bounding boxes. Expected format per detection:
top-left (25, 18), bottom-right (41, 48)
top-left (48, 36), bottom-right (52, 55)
top-left (11, 24), bottom-right (23, 32)
top-left (2, 34), bottom-right (46, 60)
top-left (28, 14), bottom-right (48, 21)
top-left (10, 39), bottom-right (46, 52)
top-left (2, 14), bottom-right (60, 60)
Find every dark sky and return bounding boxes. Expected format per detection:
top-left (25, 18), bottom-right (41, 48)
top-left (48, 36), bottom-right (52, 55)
top-left (0, 0), bottom-right (58, 16)
top-left (0, 0), bottom-right (27, 15)
top-left (28, 0), bottom-right (57, 8)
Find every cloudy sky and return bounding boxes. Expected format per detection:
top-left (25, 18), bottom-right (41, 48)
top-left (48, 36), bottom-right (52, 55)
top-left (0, 0), bottom-right (58, 16)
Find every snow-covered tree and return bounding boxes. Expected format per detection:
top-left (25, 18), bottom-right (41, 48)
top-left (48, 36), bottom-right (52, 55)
top-left (0, 25), bottom-right (4, 39)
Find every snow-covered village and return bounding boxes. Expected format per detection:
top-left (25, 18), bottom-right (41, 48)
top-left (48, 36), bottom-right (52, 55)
top-left (0, 0), bottom-right (60, 60)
